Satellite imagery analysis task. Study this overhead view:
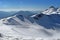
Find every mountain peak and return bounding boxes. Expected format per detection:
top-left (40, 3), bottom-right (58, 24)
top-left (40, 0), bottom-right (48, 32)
top-left (49, 6), bottom-right (55, 8)
top-left (42, 6), bottom-right (59, 15)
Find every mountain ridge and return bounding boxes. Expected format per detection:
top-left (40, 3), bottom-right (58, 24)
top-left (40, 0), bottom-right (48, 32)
top-left (0, 6), bottom-right (60, 38)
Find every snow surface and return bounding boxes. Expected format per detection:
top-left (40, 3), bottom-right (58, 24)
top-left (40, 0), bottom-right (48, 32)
top-left (0, 6), bottom-right (60, 40)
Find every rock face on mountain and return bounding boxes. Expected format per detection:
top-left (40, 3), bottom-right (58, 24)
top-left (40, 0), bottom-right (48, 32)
top-left (0, 33), bottom-right (3, 37)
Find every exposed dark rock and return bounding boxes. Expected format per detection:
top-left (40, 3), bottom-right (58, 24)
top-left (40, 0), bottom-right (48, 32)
top-left (0, 33), bottom-right (3, 37)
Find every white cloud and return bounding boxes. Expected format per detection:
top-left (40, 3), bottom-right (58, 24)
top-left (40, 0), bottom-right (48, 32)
top-left (0, 9), bottom-right (20, 12)
top-left (0, 8), bottom-right (41, 12)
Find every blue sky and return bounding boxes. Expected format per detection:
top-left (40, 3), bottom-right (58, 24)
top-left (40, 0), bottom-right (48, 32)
top-left (0, 0), bottom-right (60, 11)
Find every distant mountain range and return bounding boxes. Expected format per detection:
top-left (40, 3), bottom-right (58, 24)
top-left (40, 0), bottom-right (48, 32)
top-left (0, 11), bottom-right (16, 19)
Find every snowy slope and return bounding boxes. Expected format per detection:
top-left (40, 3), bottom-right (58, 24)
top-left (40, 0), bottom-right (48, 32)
top-left (0, 6), bottom-right (60, 39)
top-left (42, 6), bottom-right (60, 15)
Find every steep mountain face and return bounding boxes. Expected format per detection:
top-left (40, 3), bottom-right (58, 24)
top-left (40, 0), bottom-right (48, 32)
top-left (42, 6), bottom-right (60, 15)
top-left (31, 6), bottom-right (60, 29)
top-left (57, 8), bottom-right (60, 13)
top-left (33, 14), bottom-right (60, 29)
top-left (0, 6), bottom-right (60, 38)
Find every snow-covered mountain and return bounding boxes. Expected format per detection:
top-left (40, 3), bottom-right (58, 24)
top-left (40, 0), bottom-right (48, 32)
top-left (0, 6), bottom-right (60, 39)
top-left (42, 6), bottom-right (60, 15)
